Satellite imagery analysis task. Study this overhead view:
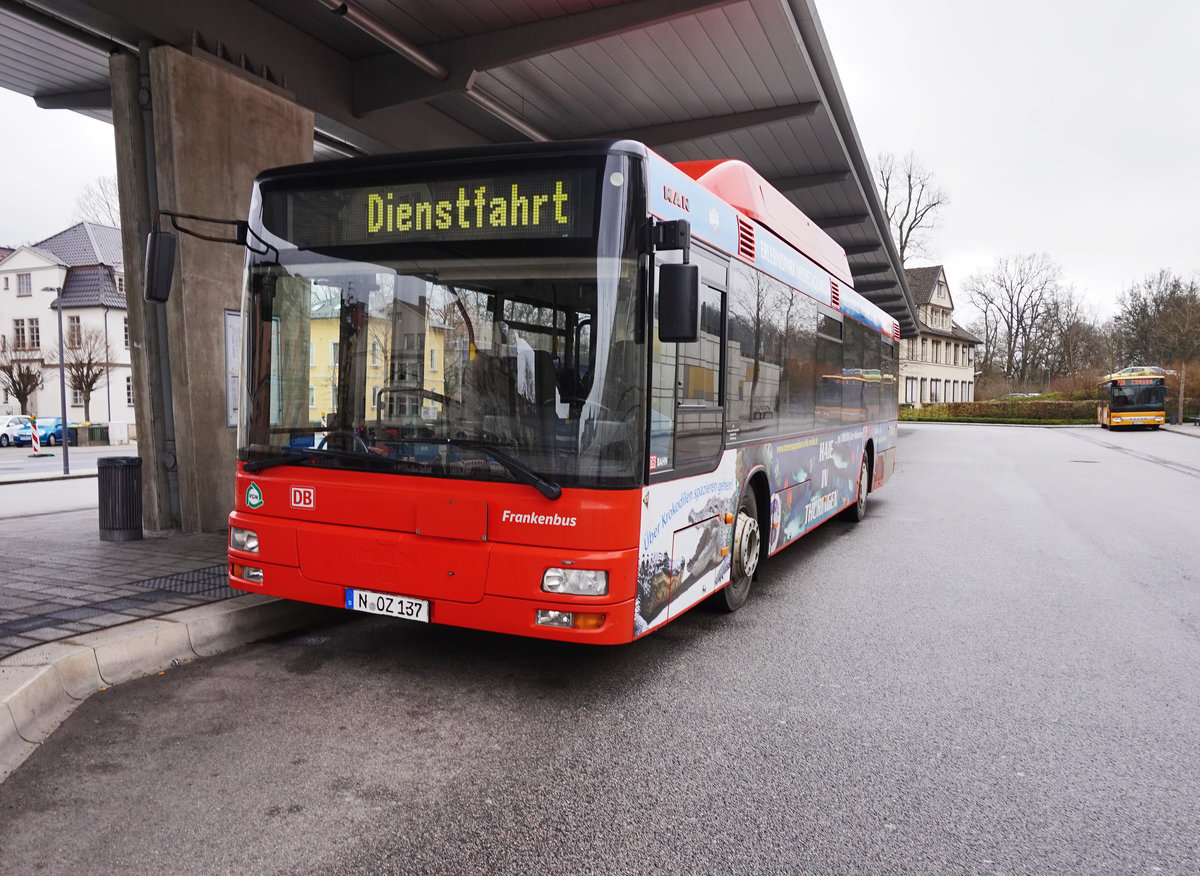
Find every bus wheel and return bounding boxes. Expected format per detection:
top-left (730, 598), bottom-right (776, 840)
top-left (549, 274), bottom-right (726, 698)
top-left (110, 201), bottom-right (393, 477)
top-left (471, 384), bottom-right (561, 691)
top-left (841, 454), bottom-right (870, 523)
top-left (714, 489), bottom-right (760, 613)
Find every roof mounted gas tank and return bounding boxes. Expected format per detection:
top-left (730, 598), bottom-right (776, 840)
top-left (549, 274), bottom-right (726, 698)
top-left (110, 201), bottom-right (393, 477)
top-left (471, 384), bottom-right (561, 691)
top-left (674, 158), bottom-right (853, 287)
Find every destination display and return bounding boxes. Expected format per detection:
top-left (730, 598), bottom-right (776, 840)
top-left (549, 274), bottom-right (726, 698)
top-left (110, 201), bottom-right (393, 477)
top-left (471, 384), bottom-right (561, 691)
top-left (263, 169), bottom-right (594, 248)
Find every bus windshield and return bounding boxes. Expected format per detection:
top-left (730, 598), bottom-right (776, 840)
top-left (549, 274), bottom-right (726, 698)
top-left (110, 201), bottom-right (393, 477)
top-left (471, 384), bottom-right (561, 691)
top-left (238, 155), bottom-right (646, 490)
top-left (1109, 382), bottom-right (1167, 410)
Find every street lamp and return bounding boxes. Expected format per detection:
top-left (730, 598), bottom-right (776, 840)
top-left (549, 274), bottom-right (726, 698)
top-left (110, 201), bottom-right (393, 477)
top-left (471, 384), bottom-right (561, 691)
top-left (41, 286), bottom-right (70, 476)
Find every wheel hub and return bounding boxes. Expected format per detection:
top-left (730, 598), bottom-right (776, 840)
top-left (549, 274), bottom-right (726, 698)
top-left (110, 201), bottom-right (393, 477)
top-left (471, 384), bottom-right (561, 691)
top-left (733, 511), bottom-right (760, 580)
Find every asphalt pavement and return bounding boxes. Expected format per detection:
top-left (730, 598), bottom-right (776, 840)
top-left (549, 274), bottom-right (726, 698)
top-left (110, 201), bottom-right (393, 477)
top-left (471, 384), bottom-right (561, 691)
top-left (1, 423), bottom-right (1198, 784)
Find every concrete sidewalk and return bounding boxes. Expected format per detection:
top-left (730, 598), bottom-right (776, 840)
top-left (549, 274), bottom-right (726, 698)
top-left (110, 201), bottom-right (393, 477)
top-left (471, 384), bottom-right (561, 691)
top-left (0, 493), bottom-right (334, 782)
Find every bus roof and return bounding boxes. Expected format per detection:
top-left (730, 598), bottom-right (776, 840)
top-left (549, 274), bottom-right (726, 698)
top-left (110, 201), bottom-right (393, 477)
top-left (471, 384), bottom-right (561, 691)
top-left (674, 158), bottom-right (853, 288)
top-left (1099, 366), bottom-right (1165, 383)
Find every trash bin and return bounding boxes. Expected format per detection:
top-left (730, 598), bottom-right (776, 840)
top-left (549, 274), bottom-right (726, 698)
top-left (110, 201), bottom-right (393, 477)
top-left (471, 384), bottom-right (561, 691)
top-left (98, 456), bottom-right (143, 542)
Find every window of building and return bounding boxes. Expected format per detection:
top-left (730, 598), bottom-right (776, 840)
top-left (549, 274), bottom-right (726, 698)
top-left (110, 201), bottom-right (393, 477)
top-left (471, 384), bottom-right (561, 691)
top-left (68, 315), bottom-right (82, 348)
top-left (13, 319), bottom-right (25, 349)
top-left (17, 273), bottom-right (31, 296)
top-left (920, 377), bottom-right (928, 403)
top-left (124, 318), bottom-right (130, 348)
top-left (370, 339), bottom-right (381, 367)
top-left (2, 277), bottom-right (7, 290)
top-left (429, 348), bottom-right (438, 372)
top-left (72, 388), bottom-right (84, 406)
top-left (921, 338), bottom-right (928, 362)
top-left (930, 379), bottom-right (940, 403)
top-left (28, 318), bottom-right (39, 349)
top-left (309, 385), bottom-right (316, 409)
top-left (126, 376), bottom-right (134, 406)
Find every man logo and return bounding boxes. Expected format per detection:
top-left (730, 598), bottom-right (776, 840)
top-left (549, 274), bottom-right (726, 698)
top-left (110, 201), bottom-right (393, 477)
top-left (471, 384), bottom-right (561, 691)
top-left (291, 486), bottom-right (315, 509)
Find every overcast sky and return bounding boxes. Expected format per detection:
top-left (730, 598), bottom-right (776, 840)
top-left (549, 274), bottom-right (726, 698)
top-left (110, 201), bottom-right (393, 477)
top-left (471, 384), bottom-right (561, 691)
top-left (1, 0), bottom-right (1197, 323)
top-left (818, 0), bottom-right (1199, 320)
top-left (0, 89), bottom-right (116, 249)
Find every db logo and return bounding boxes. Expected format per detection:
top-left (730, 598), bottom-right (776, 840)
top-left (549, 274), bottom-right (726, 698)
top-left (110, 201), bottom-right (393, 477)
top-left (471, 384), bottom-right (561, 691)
top-left (290, 486), bottom-right (315, 509)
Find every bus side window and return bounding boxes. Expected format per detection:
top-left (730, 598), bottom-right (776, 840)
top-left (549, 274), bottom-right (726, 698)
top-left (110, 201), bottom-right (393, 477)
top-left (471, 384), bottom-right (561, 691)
top-left (727, 264), bottom-right (785, 437)
top-left (815, 313), bottom-right (842, 423)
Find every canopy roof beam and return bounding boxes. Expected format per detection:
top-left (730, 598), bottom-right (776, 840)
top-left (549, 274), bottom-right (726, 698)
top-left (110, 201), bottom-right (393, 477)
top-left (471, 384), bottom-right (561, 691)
top-left (606, 101), bottom-right (819, 147)
top-left (352, 0), bottom-right (740, 115)
top-left (769, 170), bottom-right (849, 191)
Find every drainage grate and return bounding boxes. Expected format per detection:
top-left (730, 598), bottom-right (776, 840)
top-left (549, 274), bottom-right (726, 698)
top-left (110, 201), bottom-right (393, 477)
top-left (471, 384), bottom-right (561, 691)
top-left (131, 563), bottom-right (235, 597)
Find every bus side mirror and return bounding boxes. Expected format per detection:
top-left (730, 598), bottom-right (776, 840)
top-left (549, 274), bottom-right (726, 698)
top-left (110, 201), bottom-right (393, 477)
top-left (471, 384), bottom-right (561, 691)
top-left (658, 262), bottom-right (700, 343)
top-left (144, 230), bottom-right (177, 303)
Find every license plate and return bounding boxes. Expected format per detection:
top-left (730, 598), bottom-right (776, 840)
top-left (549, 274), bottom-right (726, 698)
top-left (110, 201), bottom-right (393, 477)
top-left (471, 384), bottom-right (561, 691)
top-left (345, 588), bottom-right (430, 623)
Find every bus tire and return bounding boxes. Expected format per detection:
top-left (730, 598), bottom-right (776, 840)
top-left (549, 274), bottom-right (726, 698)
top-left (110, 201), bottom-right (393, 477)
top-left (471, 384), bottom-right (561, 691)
top-left (841, 453), bottom-right (870, 523)
top-left (713, 488), bottom-right (760, 613)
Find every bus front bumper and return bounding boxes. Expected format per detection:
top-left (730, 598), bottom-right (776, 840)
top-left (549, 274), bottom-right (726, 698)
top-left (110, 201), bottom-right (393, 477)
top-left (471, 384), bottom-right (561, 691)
top-left (228, 559), bottom-right (638, 645)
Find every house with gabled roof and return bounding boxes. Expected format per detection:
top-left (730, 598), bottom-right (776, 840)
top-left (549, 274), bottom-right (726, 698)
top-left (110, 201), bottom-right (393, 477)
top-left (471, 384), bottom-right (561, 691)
top-left (0, 222), bottom-right (133, 438)
top-left (899, 265), bottom-right (982, 407)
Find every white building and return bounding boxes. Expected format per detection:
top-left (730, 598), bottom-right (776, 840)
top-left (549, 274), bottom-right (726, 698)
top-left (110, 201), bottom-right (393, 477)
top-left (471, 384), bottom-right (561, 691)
top-left (899, 265), bottom-right (981, 407)
top-left (0, 222), bottom-right (133, 438)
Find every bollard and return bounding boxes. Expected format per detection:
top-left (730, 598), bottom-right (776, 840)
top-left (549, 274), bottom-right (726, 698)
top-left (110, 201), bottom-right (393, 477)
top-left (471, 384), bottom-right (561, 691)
top-left (98, 456), bottom-right (143, 541)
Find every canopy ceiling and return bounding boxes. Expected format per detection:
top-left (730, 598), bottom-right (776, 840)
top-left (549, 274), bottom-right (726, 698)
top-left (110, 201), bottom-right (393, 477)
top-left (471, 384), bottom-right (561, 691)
top-left (0, 0), bottom-right (917, 335)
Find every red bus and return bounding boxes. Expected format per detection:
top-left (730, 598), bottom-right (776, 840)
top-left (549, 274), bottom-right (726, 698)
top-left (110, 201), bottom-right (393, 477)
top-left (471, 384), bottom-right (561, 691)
top-left (224, 140), bottom-right (899, 643)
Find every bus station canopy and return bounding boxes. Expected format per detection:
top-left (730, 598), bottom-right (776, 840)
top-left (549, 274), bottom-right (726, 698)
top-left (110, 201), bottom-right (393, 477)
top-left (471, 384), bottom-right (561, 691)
top-left (0, 0), bottom-right (918, 336)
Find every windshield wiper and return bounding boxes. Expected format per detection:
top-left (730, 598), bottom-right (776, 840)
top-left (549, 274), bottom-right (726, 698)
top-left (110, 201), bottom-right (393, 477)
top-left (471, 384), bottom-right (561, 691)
top-left (243, 449), bottom-right (309, 472)
top-left (243, 446), bottom-right (397, 474)
top-left (448, 438), bottom-right (562, 500)
top-left (244, 438), bottom-right (562, 500)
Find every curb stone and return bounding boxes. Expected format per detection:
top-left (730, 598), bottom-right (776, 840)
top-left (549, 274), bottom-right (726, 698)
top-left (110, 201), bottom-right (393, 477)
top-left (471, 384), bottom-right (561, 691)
top-left (0, 596), bottom-right (336, 783)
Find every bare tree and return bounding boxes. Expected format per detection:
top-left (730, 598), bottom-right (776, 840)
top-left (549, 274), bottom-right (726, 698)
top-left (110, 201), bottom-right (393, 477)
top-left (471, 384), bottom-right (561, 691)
top-left (75, 175), bottom-right (121, 227)
top-left (46, 326), bottom-right (110, 421)
top-left (964, 254), bottom-right (1063, 385)
top-left (875, 151), bottom-right (948, 265)
top-left (0, 346), bottom-right (44, 414)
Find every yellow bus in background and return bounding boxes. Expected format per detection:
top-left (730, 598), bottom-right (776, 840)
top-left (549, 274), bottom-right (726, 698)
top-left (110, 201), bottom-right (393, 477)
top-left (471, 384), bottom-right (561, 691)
top-left (1097, 366), bottom-right (1168, 429)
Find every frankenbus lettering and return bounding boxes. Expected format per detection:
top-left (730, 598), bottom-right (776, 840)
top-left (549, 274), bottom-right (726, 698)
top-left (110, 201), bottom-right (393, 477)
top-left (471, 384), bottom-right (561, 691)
top-left (501, 509), bottom-right (578, 526)
top-left (367, 181), bottom-right (571, 235)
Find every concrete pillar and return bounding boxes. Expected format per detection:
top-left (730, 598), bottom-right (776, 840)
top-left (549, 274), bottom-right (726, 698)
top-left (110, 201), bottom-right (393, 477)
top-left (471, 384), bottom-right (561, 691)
top-left (113, 45), bottom-right (313, 532)
top-left (110, 51), bottom-right (175, 532)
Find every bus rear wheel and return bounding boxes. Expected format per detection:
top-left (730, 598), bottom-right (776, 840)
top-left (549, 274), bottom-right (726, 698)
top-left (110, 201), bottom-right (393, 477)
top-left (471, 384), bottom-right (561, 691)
top-left (713, 488), bottom-right (760, 613)
top-left (841, 453), bottom-right (870, 523)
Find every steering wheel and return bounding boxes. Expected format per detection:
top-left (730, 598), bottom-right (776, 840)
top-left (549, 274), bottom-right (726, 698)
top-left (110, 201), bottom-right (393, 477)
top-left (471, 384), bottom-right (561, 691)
top-left (317, 430), bottom-right (371, 453)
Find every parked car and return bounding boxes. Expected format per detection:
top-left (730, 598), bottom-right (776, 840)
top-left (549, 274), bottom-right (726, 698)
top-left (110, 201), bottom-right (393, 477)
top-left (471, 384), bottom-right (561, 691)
top-left (12, 417), bottom-right (67, 447)
top-left (0, 414), bottom-right (32, 447)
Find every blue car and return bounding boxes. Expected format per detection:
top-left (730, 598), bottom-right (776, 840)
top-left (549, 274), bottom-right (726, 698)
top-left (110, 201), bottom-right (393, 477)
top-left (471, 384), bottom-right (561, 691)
top-left (13, 417), bottom-right (67, 447)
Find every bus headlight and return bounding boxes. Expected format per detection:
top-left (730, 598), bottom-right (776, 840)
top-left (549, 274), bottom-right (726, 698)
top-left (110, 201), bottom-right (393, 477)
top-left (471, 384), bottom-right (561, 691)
top-left (541, 568), bottom-right (608, 596)
top-left (229, 526), bottom-right (259, 553)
